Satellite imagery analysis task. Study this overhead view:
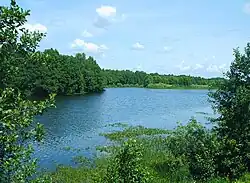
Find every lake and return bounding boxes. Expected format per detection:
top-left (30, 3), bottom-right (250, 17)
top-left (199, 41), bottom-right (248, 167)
top-left (34, 88), bottom-right (215, 170)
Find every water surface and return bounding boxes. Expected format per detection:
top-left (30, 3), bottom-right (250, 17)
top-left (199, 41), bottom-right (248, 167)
top-left (34, 88), bottom-right (214, 169)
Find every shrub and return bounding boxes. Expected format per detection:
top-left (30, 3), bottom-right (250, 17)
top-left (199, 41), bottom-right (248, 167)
top-left (165, 119), bottom-right (220, 181)
top-left (209, 43), bottom-right (250, 179)
top-left (103, 139), bottom-right (151, 183)
top-left (0, 88), bottom-right (55, 182)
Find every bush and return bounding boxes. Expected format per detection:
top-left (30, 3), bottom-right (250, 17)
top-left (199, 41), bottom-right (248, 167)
top-left (209, 43), bottom-right (250, 179)
top-left (152, 152), bottom-right (190, 182)
top-left (165, 119), bottom-right (220, 181)
top-left (104, 139), bottom-right (151, 183)
top-left (0, 88), bottom-right (55, 182)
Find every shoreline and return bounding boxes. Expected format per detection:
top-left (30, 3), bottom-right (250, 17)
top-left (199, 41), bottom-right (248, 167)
top-left (105, 85), bottom-right (217, 90)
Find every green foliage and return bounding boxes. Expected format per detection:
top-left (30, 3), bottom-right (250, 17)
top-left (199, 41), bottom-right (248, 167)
top-left (103, 69), bottom-right (224, 89)
top-left (0, 1), bottom-right (55, 182)
top-left (100, 121), bottom-right (220, 182)
top-left (1, 47), bottom-right (105, 97)
top-left (151, 152), bottom-right (190, 182)
top-left (0, 0), bottom-right (45, 93)
top-left (1, 1), bottom-right (104, 97)
top-left (0, 88), bottom-right (55, 183)
top-left (72, 156), bottom-right (92, 167)
top-left (147, 83), bottom-right (211, 89)
top-left (50, 119), bottom-right (250, 183)
top-left (100, 125), bottom-right (169, 141)
top-left (105, 122), bottom-right (129, 128)
top-left (1, 0), bottom-right (223, 97)
top-left (51, 166), bottom-right (104, 183)
top-left (2, 1), bottom-right (250, 183)
top-left (165, 119), bottom-right (220, 181)
top-left (104, 139), bottom-right (151, 183)
top-left (209, 43), bottom-right (250, 179)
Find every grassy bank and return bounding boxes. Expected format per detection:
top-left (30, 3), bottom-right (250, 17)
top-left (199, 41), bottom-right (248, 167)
top-left (49, 121), bottom-right (250, 183)
top-left (147, 83), bottom-right (214, 89)
top-left (106, 83), bottom-right (217, 90)
top-left (106, 84), bottom-right (144, 88)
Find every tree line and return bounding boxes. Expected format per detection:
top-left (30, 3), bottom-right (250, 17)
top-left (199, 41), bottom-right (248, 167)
top-left (0, 45), bottom-right (104, 97)
top-left (103, 69), bottom-right (224, 88)
top-left (52, 43), bottom-right (250, 182)
top-left (0, 44), bottom-right (225, 98)
top-left (1, 1), bottom-right (250, 182)
top-left (0, 3), bottom-right (224, 98)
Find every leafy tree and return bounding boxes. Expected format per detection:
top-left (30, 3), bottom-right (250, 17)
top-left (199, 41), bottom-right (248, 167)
top-left (103, 69), bottom-right (224, 88)
top-left (0, 1), bottom-right (55, 182)
top-left (0, 88), bottom-right (55, 183)
top-left (104, 139), bottom-right (151, 183)
top-left (0, 0), bottom-right (45, 94)
top-left (209, 43), bottom-right (250, 179)
top-left (165, 119), bottom-right (220, 181)
top-left (1, 0), bottom-right (104, 97)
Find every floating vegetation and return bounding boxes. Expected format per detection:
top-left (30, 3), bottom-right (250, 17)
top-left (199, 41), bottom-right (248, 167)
top-left (62, 146), bottom-right (82, 153)
top-left (100, 125), bottom-right (170, 141)
top-left (96, 145), bottom-right (120, 154)
top-left (63, 146), bottom-right (71, 151)
top-left (72, 156), bottom-right (92, 167)
top-left (105, 122), bottom-right (129, 128)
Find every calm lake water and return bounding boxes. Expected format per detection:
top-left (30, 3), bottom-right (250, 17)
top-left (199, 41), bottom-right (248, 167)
top-left (34, 88), bottom-right (215, 169)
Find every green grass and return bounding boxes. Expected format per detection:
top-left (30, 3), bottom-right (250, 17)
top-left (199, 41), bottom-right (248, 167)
top-left (104, 122), bottom-right (129, 128)
top-left (147, 83), bottom-right (214, 89)
top-left (49, 123), bottom-right (250, 183)
top-left (100, 125), bottom-right (170, 141)
top-left (106, 84), bottom-right (144, 88)
top-left (106, 83), bottom-right (218, 90)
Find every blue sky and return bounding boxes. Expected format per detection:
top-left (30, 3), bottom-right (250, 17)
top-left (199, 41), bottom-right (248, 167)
top-left (2, 0), bottom-right (250, 77)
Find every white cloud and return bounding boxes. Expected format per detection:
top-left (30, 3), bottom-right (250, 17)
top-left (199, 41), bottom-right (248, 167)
top-left (22, 23), bottom-right (47, 33)
top-left (96, 5), bottom-right (116, 18)
top-left (82, 30), bottom-right (93, 37)
top-left (194, 64), bottom-right (204, 70)
top-left (243, 2), bottom-right (250, 14)
top-left (132, 42), bottom-right (145, 50)
top-left (71, 39), bottom-right (108, 54)
top-left (176, 60), bottom-right (191, 71)
top-left (206, 64), bottom-right (227, 73)
top-left (94, 5), bottom-right (125, 28)
top-left (207, 65), bottom-right (219, 73)
top-left (163, 46), bottom-right (172, 52)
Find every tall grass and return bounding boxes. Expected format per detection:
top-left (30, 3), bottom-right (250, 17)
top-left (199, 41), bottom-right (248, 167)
top-left (49, 120), bottom-right (250, 182)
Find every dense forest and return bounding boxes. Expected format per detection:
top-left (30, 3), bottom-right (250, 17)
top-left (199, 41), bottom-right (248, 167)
top-left (1, 1), bottom-right (250, 183)
top-left (0, 0), bottom-right (223, 98)
top-left (0, 43), bottom-right (224, 98)
top-left (0, 47), bottom-right (104, 97)
top-left (0, 43), bottom-right (224, 97)
top-left (103, 69), bottom-right (224, 89)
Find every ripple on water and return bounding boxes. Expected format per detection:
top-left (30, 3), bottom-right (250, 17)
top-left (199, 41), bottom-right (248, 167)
top-left (34, 88), bottom-right (214, 169)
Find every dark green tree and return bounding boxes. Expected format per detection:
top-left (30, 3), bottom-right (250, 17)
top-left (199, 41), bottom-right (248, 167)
top-left (0, 89), bottom-right (55, 183)
top-left (209, 43), bottom-right (250, 179)
top-left (104, 139), bottom-right (151, 183)
top-left (0, 0), bottom-right (45, 94)
top-left (0, 1), bottom-right (55, 182)
top-left (102, 69), bottom-right (224, 88)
